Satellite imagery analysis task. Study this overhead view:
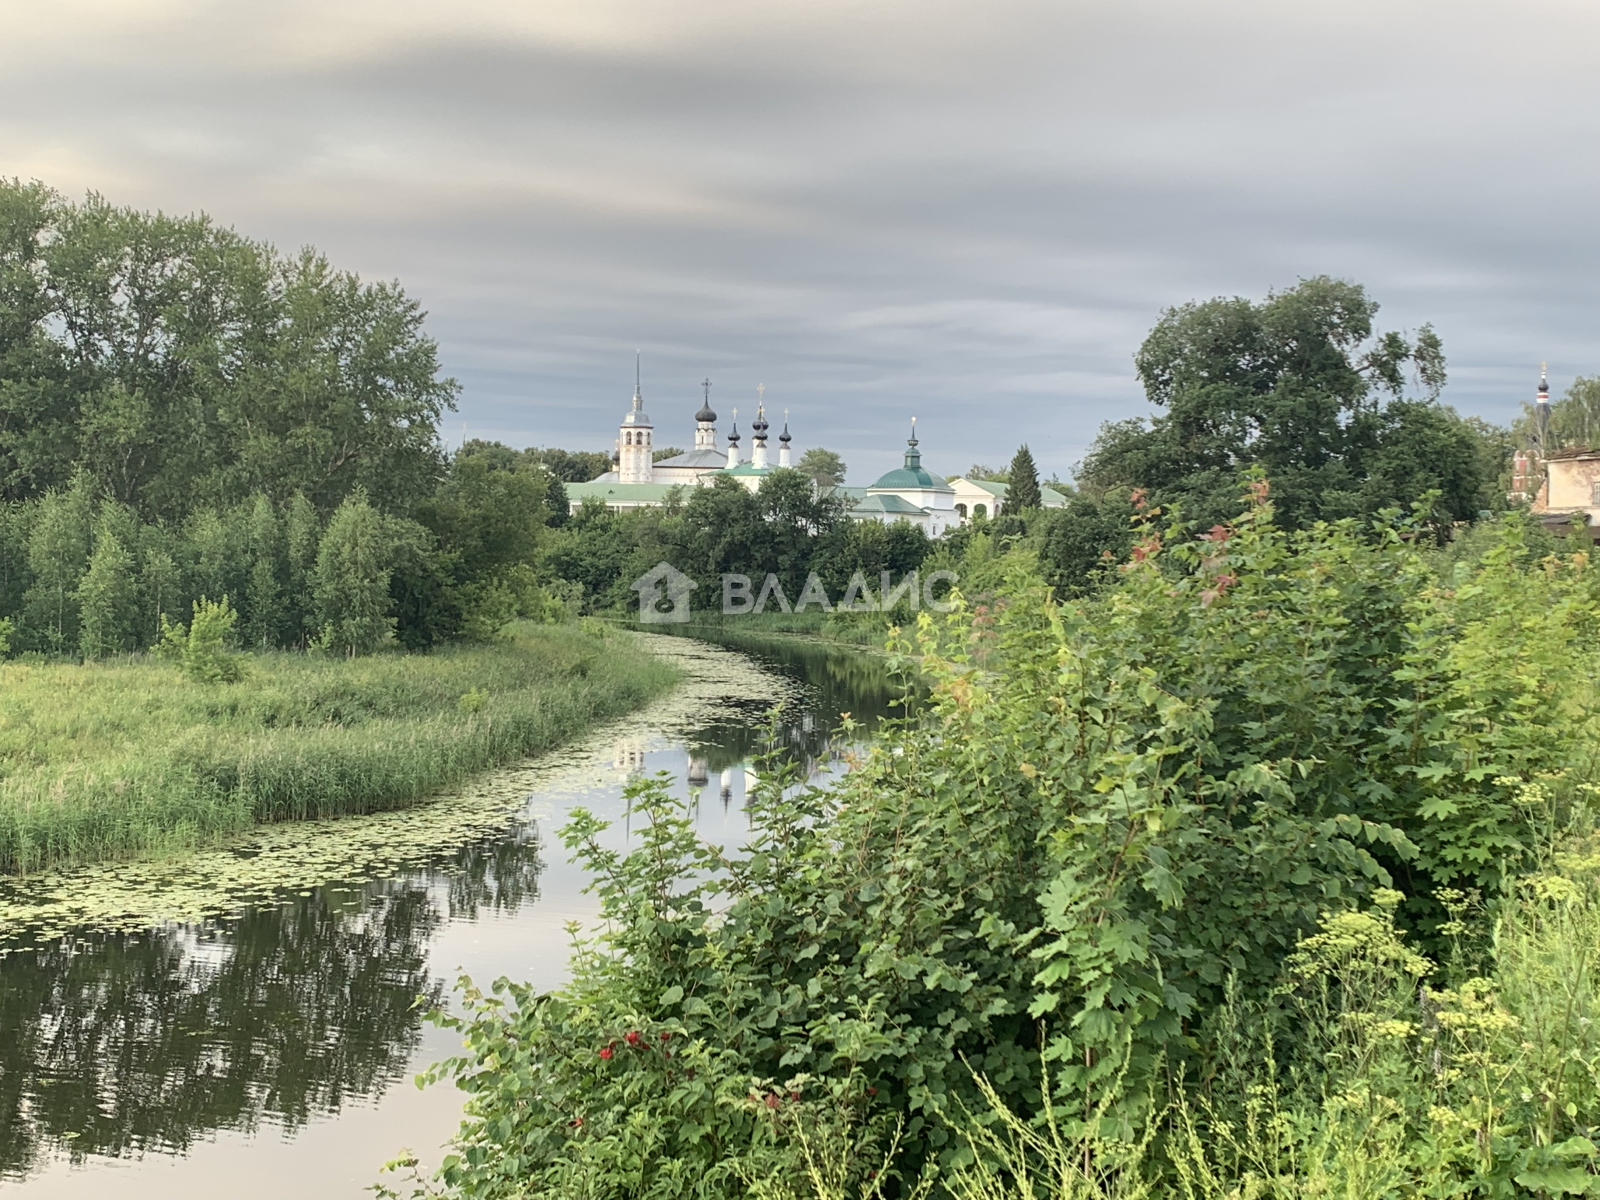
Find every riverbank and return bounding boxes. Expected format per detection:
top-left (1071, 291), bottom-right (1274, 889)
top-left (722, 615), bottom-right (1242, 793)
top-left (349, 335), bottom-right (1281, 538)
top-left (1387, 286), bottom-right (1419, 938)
top-left (635, 609), bottom-right (896, 646)
top-left (0, 623), bottom-right (681, 875)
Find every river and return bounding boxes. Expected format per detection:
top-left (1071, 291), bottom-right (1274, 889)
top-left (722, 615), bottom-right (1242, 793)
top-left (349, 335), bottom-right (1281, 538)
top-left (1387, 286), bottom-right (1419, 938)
top-left (0, 632), bottom-right (911, 1199)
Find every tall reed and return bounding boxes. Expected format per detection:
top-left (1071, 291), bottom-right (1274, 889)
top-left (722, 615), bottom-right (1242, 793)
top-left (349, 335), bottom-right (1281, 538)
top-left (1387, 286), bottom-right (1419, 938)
top-left (0, 625), bottom-right (679, 873)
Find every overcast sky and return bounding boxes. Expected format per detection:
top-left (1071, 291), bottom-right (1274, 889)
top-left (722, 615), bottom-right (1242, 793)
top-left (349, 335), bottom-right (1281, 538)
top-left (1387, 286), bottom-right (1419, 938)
top-left (2, 0), bottom-right (1595, 483)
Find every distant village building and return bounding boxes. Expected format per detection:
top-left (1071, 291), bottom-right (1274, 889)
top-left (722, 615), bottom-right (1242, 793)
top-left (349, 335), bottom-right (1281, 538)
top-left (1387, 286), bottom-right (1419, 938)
top-left (565, 363), bottom-right (1065, 529)
top-left (1522, 366), bottom-right (1599, 537)
top-left (1530, 449), bottom-right (1600, 533)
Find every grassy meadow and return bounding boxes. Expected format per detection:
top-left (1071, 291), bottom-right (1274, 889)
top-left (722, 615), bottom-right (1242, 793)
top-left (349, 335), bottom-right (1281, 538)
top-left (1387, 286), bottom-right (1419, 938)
top-left (0, 623), bottom-right (680, 874)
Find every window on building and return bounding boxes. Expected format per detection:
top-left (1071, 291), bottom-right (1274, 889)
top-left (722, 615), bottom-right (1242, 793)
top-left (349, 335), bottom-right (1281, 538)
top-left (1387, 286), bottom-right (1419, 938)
top-left (974, 503), bottom-right (986, 518)
top-left (955, 503), bottom-right (967, 518)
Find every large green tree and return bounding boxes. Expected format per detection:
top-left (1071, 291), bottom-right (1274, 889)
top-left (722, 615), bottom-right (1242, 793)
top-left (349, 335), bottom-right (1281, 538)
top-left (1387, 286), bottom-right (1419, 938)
top-left (0, 180), bottom-right (457, 521)
top-left (1078, 276), bottom-right (1489, 531)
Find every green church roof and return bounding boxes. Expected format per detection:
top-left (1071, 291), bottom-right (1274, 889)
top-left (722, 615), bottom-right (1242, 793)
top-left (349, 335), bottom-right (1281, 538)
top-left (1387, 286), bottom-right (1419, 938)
top-left (869, 424), bottom-right (952, 492)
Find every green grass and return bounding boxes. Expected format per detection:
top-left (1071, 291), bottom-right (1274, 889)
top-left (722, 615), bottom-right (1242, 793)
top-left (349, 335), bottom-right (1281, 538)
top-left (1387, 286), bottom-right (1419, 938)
top-left (0, 623), bottom-right (681, 874)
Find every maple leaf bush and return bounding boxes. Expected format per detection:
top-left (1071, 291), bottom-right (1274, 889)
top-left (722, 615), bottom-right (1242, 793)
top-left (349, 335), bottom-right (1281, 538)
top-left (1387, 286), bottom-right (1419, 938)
top-left (384, 481), bottom-right (1600, 1198)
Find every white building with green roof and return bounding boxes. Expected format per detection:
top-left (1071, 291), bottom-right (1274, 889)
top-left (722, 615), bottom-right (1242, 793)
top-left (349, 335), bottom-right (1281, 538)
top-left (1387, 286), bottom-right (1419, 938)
top-left (846, 421), bottom-right (959, 537)
top-left (947, 476), bottom-right (1069, 522)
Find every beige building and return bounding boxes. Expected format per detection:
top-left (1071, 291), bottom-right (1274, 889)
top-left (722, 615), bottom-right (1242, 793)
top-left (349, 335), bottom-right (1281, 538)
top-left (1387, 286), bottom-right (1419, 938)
top-left (1531, 449), bottom-right (1600, 534)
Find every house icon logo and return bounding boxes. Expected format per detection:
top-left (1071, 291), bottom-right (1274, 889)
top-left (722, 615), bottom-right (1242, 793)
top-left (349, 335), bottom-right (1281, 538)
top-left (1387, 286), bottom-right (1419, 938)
top-left (631, 562), bottom-right (697, 624)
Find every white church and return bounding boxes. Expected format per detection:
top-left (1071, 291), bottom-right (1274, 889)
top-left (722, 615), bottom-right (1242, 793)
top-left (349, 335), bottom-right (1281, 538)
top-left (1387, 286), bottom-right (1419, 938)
top-left (565, 367), bottom-right (1063, 534)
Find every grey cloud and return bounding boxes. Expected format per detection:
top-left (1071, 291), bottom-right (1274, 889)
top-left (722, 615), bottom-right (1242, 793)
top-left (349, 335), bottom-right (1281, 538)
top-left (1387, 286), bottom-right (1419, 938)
top-left (0, 0), bottom-right (1596, 481)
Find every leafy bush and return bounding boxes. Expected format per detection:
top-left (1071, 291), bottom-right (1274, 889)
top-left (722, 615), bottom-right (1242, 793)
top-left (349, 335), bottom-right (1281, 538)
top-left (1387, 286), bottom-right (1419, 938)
top-left (400, 482), bottom-right (1600, 1198)
top-left (156, 595), bottom-right (247, 683)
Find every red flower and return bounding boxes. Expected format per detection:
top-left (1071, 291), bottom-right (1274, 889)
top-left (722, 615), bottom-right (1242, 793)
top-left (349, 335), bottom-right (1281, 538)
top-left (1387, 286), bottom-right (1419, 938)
top-left (599, 1046), bottom-right (613, 1060)
top-left (764, 1093), bottom-right (781, 1109)
top-left (866, 1086), bottom-right (878, 1096)
top-left (625, 1030), bottom-right (641, 1046)
top-left (789, 1091), bottom-right (801, 1102)
top-left (660, 1031), bottom-right (672, 1042)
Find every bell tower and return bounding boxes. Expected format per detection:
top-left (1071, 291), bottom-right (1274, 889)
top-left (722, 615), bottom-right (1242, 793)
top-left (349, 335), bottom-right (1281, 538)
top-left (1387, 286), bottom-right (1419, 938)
top-left (618, 353), bottom-right (653, 483)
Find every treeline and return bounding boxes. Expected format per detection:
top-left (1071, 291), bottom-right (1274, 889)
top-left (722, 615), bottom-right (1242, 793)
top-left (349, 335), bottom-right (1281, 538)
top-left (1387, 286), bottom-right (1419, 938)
top-left (0, 183), bottom-right (587, 656)
top-left (0, 453), bottom-right (571, 658)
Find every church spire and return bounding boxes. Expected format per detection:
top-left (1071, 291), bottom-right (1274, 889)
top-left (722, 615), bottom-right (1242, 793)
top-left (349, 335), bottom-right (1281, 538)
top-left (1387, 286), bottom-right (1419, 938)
top-left (778, 408), bottom-right (792, 467)
top-left (751, 386), bottom-right (769, 469)
top-left (904, 417), bottom-right (921, 470)
top-left (726, 407), bottom-right (741, 467)
top-left (1535, 361), bottom-right (1552, 456)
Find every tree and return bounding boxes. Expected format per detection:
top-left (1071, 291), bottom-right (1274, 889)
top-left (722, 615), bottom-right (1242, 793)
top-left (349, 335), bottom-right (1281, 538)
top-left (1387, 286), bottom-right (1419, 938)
top-left (77, 525), bottom-right (136, 658)
top-left (522, 448), bottom-right (614, 484)
top-left (313, 491), bottom-right (393, 656)
top-left (137, 539), bottom-right (181, 647)
top-left (242, 494), bottom-right (284, 650)
top-left (797, 447), bottom-right (847, 490)
top-left (652, 447), bottom-right (684, 463)
top-left (1033, 495), bottom-right (1133, 599)
top-left (964, 464), bottom-right (1009, 482)
top-left (1007, 445), bottom-right (1041, 512)
top-left (0, 180), bottom-right (459, 520)
top-left (284, 493), bottom-right (321, 647)
top-left (22, 473), bottom-right (94, 651)
top-left (1081, 276), bottom-right (1478, 531)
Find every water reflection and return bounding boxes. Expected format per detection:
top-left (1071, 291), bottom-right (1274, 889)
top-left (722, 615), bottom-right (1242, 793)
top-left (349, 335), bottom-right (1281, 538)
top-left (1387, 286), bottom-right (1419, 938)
top-left (666, 628), bottom-right (918, 785)
top-left (0, 632), bottom-right (911, 1191)
top-left (0, 832), bottom-right (537, 1180)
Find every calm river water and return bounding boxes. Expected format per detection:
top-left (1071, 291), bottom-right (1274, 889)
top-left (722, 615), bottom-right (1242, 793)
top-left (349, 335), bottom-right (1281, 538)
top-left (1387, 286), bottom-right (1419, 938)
top-left (0, 632), bottom-right (910, 1199)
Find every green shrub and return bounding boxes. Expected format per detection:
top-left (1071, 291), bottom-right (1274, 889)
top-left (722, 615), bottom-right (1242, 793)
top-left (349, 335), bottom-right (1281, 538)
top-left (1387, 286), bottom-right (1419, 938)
top-left (156, 596), bottom-right (247, 683)
top-left (403, 480), bottom-right (1600, 1198)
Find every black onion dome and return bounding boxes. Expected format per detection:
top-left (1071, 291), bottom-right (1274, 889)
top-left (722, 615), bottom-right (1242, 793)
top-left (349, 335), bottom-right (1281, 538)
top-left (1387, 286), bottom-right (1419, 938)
top-left (696, 401), bottom-right (717, 422)
top-left (752, 410), bottom-right (769, 434)
top-left (779, 420), bottom-right (792, 444)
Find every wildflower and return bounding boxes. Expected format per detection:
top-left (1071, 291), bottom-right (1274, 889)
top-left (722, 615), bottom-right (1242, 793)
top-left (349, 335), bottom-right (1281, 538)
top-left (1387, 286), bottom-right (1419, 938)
top-left (790, 1091), bottom-right (801, 1101)
top-left (625, 1030), bottom-right (641, 1046)
top-left (599, 1046), bottom-right (613, 1060)
top-left (764, 1093), bottom-right (781, 1109)
top-left (660, 1031), bottom-right (671, 1042)
top-left (866, 1086), bottom-right (877, 1097)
